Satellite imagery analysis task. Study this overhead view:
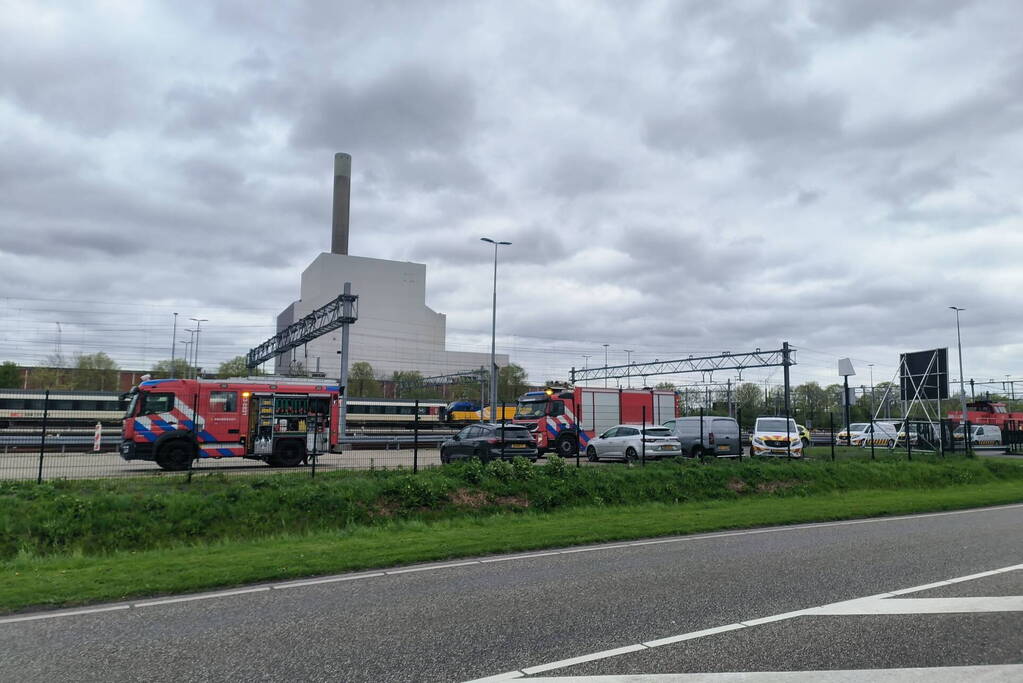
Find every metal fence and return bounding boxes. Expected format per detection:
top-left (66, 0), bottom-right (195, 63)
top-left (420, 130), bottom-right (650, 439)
top-left (0, 392), bottom-right (997, 483)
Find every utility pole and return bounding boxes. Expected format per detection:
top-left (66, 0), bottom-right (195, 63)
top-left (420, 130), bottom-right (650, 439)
top-left (624, 349), bottom-right (634, 388)
top-left (170, 312), bottom-right (179, 378)
top-left (190, 318), bottom-right (208, 379)
top-left (949, 306), bottom-right (969, 435)
top-left (602, 344), bottom-right (610, 388)
top-left (338, 282), bottom-right (354, 440)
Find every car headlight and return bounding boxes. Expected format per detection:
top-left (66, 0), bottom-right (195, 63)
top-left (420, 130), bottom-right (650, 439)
top-left (752, 437), bottom-right (764, 445)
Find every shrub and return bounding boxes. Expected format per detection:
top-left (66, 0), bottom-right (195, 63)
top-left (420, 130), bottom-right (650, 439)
top-left (511, 456), bottom-right (534, 481)
top-left (543, 455), bottom-right (568, 478)
top-left (485, 459), bottom-right (515, 482)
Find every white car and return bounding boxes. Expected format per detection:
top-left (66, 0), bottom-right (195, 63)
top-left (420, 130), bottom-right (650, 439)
top-left (586, 424), bottom-right (681, 462)
top-left (750, 417), bottom-right (804, 458)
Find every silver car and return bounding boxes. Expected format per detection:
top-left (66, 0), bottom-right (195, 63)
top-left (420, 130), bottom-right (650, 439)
top-left (585, 424), bottom-right (681, 462)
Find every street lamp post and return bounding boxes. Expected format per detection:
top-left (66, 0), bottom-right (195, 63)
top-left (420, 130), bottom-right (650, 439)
top-left (868, 363), bottom-right (874, 416)
top-left (190, 318), bottom-right (208, 379)
top-left (179, 339), bottom-right (192, 377)
top-left (602, 344), bottom-right (610, 388)
top-left (480, 238), bottom-right (511, 421)
top-left (949, 307), bottom-right (969, 437)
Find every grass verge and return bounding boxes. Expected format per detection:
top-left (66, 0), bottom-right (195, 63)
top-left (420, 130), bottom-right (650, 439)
top-left (3, 479), bottom-right (1022, 614)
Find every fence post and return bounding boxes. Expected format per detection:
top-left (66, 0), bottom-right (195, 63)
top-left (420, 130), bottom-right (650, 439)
top-left (413, 399), bottom-right (419, 473)
top-left (870, 414), bottom-right (875, 461)
top-left (829, 412), bottom-right (835, 462)
top-left (187, 392), bottom-right (198, 483)
top-left (311, 413), bottom-right (317, 479)
top-left (699, 407), bottom-right (704, 460)
top-left (36, 390), bottom-right (50, 484)
top-left (641, 405), bottom-right (646, 466)
top-left (906, 420), bottom-right (912, 461)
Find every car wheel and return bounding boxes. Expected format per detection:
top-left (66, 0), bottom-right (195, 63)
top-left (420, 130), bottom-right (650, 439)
top-left (440, 448), bottom-right (450, 465)
top-left (887, 439), bottom-right (895, 449)
top-left (802, 438), bottom-right (810, 449)
top-left (586, 446), bottom-right (599, 462)
top-left (700, 449), bottom-right (715, 463)
top-left (624, 447), bottom-right (638, 462)
top-left (690, 446), bottom-right (703, 460)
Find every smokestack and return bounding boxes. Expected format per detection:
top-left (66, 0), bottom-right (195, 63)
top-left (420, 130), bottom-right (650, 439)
top-left (331, 152), bottom-right (351, 255)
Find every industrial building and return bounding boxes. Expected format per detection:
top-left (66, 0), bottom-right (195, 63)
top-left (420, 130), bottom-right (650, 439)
top-left (273, 153), bottom-right (507, 380)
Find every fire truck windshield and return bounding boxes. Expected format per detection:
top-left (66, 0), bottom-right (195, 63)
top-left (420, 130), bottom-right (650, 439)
top-left (515, 400), bottom-right (549, 418)
top-left (124, 392), bottom-right (139, 418)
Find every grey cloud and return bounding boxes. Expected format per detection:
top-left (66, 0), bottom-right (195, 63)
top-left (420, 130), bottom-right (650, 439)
top-left (811, 0), bottom-right (973, 33)
top-left (545, 152), bottom-right (624, 198)
top-left (290, 66), bottom-right (477, 155)
top-left (163, 83), bottom-right (255, 141)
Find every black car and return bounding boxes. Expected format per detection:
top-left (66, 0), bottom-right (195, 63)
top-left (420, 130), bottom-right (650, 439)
top-left (440, 423), bottom-right (539, 463)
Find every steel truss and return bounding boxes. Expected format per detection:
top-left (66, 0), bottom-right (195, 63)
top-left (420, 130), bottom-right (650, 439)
top-left (418, 369), bottom-right (488, 387)
top-left (570, 345), bottom-right (794, 383)
top-left (246, 292), bottom-right (359, 369)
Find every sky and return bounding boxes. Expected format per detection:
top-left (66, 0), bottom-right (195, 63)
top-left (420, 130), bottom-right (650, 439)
top-left (1, 0), bottom-right (1022, 395)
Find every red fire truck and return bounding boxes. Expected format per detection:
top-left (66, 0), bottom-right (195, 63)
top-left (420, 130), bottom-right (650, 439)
top-left (513, 385), bottom-right (679, 457)
top-left (120, 378), bottom-right (339, 470)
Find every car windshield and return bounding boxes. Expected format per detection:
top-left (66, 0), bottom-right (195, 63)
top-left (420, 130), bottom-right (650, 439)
top-left (757, 418), bottom-right (797, 432)
top-left (643, 427), bottom-right (672, 437)
top-left (515, 400), bottom-right (548, 418)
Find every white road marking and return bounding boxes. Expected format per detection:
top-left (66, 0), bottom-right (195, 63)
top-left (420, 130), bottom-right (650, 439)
top-left (463, 564), bottom-right (1023, 682)
top-left (2, 503), bottom-right (1022, 626)
top-left (811, 596), bottom-right (1023, 615)
top-left (0, 605), bottom-right (130, 624)
top-left (514, 664), bottom-right (1023, 681)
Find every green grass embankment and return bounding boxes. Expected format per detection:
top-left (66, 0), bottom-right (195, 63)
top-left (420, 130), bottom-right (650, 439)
top-left (2, 456), bottom-right (1022, 613)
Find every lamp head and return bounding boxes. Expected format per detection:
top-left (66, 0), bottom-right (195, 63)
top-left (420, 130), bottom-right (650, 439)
top-left (480, 237), bottom-right (495, 244)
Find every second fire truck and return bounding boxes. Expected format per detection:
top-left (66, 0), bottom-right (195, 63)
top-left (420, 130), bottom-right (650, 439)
top-left (513, 385), bottom-right (679, 456)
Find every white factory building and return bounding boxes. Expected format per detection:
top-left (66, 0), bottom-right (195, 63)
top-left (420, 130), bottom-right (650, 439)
top-left (273, 153), bottom-right (507, 380)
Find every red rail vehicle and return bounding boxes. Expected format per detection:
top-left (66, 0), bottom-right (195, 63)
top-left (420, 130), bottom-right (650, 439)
top-left (947, 400), bottom-right (1023, 429)
top-left (120, 378), bottom-right (339, 470)
top-left (513, 385), bottom-right (679, 457)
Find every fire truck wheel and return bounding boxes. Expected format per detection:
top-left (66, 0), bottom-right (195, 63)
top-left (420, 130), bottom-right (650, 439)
top-left (555, 435), bottom-right (577, 457)
top-left (270, 440), bottom-right (306, 467)
top-left (155, 440), bottom-right (195, 471)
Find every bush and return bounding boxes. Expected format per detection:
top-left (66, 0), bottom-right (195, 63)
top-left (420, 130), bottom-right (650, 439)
top-left (511, 456), bottom-right (534, 481)
top-left (544, 455), bottom-right (568, 478)
top-left (485, 459), bottom-right (514, 482)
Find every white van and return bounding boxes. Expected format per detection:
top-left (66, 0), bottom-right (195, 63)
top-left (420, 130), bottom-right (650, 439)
top-left (954, 424), bottom-right (1002, 446)
top-left (750, 417), bottom-right (803, 458)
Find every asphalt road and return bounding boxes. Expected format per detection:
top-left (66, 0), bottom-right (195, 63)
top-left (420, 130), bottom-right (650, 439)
top-left (2, 505), bottom-right (1021, 682)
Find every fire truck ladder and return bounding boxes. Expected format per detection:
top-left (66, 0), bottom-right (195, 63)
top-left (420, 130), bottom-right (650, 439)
top-left (246, 290), bottom-right (359, 369)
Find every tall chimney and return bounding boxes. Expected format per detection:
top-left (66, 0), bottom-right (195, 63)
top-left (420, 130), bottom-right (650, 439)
top-left (331, 152), bottom-right (351, 255)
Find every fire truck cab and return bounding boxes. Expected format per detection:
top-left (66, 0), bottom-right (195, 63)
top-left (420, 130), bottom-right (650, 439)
top-left (513, 385), bottom-right (678, 457)
top-left (120, 378), bottom-right (338, 471)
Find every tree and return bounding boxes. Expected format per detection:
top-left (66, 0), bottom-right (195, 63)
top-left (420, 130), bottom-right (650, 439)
top-left (391, 371), bottom-right (442, 400)
top-left (70, 352), bottom-right (119, 391)
top-left (348, 362), bottom-right (381, 397)
top-left (497, 363), bottom-right (529, 403)
top-left (218, 355), bottom-right (258, 379)
top-left (152, 358), bottom-right (194, 379)
top-left (654, 382), bottom-right (677, 391)
top-left (734, 382), bottom-right (763, 428)
top-left (0, 361), bottom-right (20, 388)
top-left (30, 353), bottom-right (72, 390)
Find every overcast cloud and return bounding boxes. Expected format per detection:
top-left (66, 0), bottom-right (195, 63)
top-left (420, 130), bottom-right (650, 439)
top-left (1, 0), bottom-right (1022, 391)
